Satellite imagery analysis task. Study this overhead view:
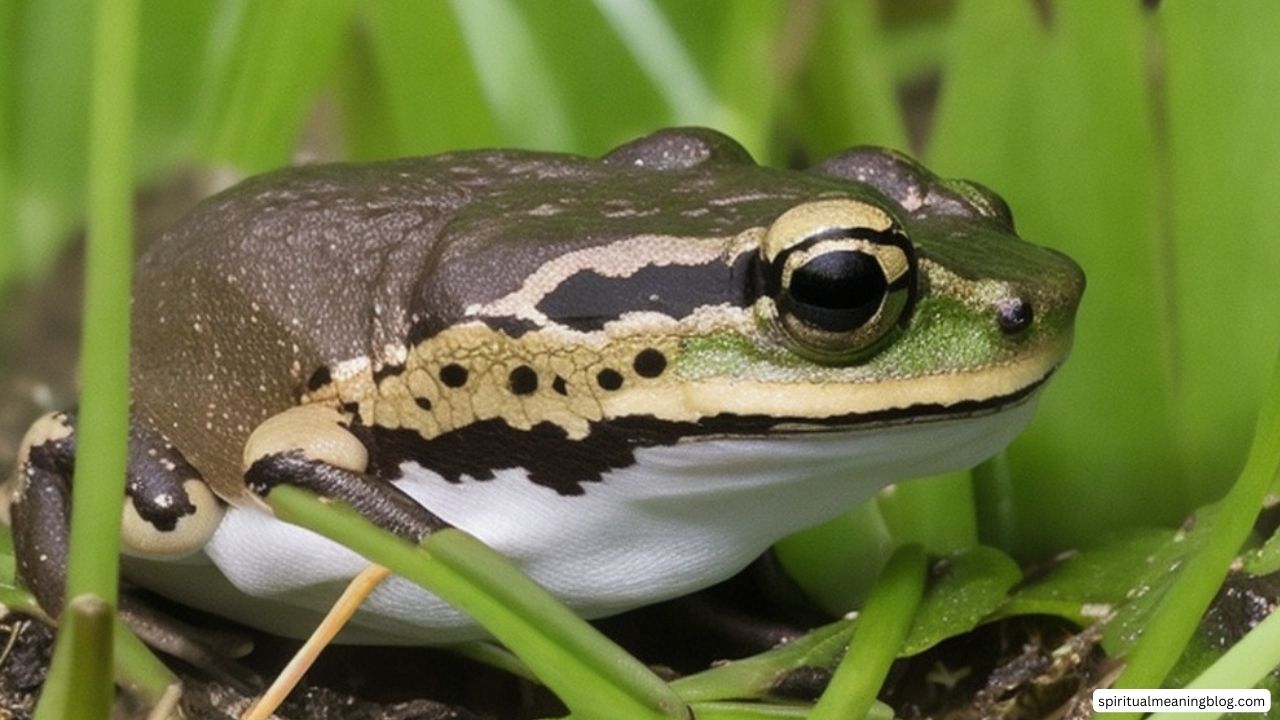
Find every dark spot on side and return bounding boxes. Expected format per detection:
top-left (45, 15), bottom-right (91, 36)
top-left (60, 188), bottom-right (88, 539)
top-left (305, 366), bottom-right (331, 391)
top-left (440, 364), bottom-right (469, 388)
top-left (373, 362), bottom-right (406, 382)
top-left (597, 368), bottom-right (624, 391)
top-left (633, 349), bottom-right (667, 378)
top-left (509, 365), bottom-right (538, 395)
top-left (552, 376), bottom-right (568, 395)
top-left (414, 397), bottom-right (433, 411)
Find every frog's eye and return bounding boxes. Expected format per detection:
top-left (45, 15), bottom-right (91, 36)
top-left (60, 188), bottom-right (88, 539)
top-left (758, 199), bottom-right (917, 363)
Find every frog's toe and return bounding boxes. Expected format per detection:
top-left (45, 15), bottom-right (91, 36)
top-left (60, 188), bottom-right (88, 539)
top-left (241, 405), bottom-right (447, 540)
top-left (122, 415), bottom-right (225, 559)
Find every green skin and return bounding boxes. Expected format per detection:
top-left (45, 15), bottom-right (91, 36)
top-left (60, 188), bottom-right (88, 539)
top-left (4, 129), bottom-right (1083, 694)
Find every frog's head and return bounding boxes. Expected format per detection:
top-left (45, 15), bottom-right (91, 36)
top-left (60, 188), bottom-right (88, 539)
top-left (352, 128), bottom-right (1083, 504)
top-left (654, 141), bottom-right (1086, 431)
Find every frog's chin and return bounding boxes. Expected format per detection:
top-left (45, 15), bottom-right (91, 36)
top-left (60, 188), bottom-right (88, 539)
top-left (119, 387), bottom-right (1044, 646)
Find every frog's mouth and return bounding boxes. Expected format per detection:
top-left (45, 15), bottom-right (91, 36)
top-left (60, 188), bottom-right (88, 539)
top-left (744, 364), bottom-right (1055, 435)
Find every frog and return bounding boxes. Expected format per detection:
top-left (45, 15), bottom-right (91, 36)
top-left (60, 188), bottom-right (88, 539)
top-left (2, 127), bottom-right (1084, 645)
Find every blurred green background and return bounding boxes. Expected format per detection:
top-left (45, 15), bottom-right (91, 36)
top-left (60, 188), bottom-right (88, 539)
top-left (2, 0), bottom-right (1278, 565)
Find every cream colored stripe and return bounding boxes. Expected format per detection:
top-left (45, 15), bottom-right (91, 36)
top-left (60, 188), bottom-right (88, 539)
top-left (466, 234), bottom-right (737, 324)
top-left (600, 339), bottom-right (1066, 423)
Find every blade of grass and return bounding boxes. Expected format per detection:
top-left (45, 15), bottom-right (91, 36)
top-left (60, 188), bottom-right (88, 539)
top-left (112, 616), bottom-right (180, 711)
top-left (671, 620), bottom-right (854, 703)
top-left (64, 0), bottom-right (136, 612)
top-left (809, 544), bottom-right (926, 720)
top-left (266, 485), bottom-right (687, 720)
top-left (787, 0), bottom-right (907, 158)
top-left (36, 0), bottom-right (137, 713)
top-left (877, 471), bottom-right (978, 553)
top-left (0, 0), bottom-right (16, 292)
top-left (592, 0), bottom-right (739, 138)
top-left (198, 0), bottom-right (356, 170)
top-left (1113, 351), bottom-right (1280, 705)
top-left (449, 0), bottom-right (571, 150)
top-left (1146, 605), bottom-right (1280, 720)
top-left (34, 596), bottom-right (114, 720)
top-left (351, 1), bottom-right (498, 157)
top-left (14, 0), bottom-right (93, 281)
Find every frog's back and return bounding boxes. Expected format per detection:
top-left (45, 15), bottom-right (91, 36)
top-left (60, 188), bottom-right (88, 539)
top-left (130, 152), bottom-right (563, 495)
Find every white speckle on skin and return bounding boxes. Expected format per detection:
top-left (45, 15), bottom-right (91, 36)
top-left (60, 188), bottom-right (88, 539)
top-left (193, 323), bottom-right (203, 333)
top-left (160, 459), bottom-right (176, 472)
top-left (334, 357), bottom-right (371, 380)
top-left (383, 343), bottom-right (408, 365)
top-left (154, 493), bottom-right (173, 509)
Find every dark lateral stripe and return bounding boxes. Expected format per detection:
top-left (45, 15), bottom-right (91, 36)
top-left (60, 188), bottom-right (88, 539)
top-left (533, 259), bottom-right (746, 332)
top-left (355, 370), bottom-right (1051, 497)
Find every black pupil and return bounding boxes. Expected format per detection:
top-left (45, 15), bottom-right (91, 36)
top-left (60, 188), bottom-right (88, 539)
top-left (787, 250), bottom-right (887, 331)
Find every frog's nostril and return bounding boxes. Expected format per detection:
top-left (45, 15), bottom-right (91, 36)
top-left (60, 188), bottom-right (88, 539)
top-left (996, 296), bottom-right (1033, 335)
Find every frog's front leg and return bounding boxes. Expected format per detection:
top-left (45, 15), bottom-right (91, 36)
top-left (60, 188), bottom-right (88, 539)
top-left (6, 410), bottom-right (224, 616)
top-left (241, 404), bottom-right (447, 541)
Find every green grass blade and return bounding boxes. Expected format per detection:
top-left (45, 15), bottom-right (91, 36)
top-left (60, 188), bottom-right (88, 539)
top-left (787, 0), bottom-right (906, 158)
top-left (1113, 351), bottom-right (1280, 700)
top-left (672, 620), bottom-right (855, 703)
top-left (267, 485), bottom-right (687, 720)
top-left (1146, 605), bottom-right (1280, 720)
top-left (1159, 3), bottom-right (1280, 492)
top-left (0, 0), bottom-right (16, 293)
top-left (877, 471), bottom-right (978, 553)
top-left (112, 616), bottom-right (179, 710)
top-left (592, 0), bottom-right (728, 127)
top-left (37, 0), bottom-right (137, 712)
top-left (64, 0), bottom-right (137, 610)
top-left (34, 596), bottom-right (114, 720)
top-left (12, 0), bottom-right (93, 281)
top-left (931, 2), bottom-right (1178, 557)
top-left (449, 0), bottom-right (571, 150)
top-left (810, 544), bottom-right (926, 720)
top-left (349, 1), bottom-right (498, 158)
top-left (198, 0), bottom-right (357, 170)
